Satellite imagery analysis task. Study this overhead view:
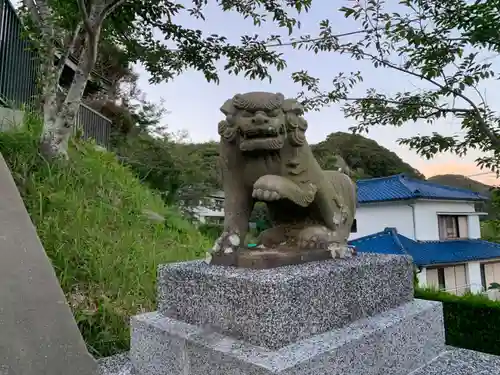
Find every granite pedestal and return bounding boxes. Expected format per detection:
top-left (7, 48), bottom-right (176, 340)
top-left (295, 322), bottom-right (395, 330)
top-left (128, 253), bottom-right (448, 375)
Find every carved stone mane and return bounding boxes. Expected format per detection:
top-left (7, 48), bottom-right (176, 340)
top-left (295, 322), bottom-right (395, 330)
top-left (232, 92), bottom-right (284, 111)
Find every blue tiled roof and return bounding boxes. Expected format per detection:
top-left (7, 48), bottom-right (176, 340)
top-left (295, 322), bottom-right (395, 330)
top-left (356, 174), bottom-right (487, 204)
top-left (349, 228), bottom-right (500, 266)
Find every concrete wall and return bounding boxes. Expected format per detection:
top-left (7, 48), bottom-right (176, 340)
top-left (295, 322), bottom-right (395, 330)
top-left (192, 197), bottom-right (224, 223)
top-left (0, 152), bottom-right (97, 374)
top-left (349, 202), bottom-right (415, 240)
top-left (0, 107), bottom-right (24, 130)
top-left (413, 200), bottom-right (478, 241)
top-left (350, 200), bottom-right (481, 242)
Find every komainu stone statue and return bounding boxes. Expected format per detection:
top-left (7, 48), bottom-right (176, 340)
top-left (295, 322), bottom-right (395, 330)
top-left (208, 91), bottom-right (357, 268)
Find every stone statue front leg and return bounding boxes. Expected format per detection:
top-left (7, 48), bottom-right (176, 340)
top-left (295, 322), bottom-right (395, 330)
top-left (298, 170), bottom-right (356, 258)
top-left (252, 174), bottom-right (317, 208)
top-left (209, 150), bottom-right (254, 262)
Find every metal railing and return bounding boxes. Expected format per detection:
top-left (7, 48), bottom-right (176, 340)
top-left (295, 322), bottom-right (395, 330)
top-left (0, 0), bottom-right (111, 148)
top-left (0, 0), bottom-right (39, 107)
top-left (76, 103), bottom-right (111, 147)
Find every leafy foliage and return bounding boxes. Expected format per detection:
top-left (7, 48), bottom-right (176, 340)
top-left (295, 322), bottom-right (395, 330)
top-left (114, 133), bottom-right (182, 204)
top-left (428, 174), bottom-right (496, 219)
top-left (481, 188), bottom-right (500, 241)
top-left (288, 0), bottom-right (500, 173)
top-left (0, 116), bottom-right (209, 357)
top-left (416, 287), bottom-right (500, 356)
top-left (311, 132), bottom-right (424, 179)
top-left (198, 223), bottom-right (224, 242)
top-left (103, 0), bottom-right (312, 84)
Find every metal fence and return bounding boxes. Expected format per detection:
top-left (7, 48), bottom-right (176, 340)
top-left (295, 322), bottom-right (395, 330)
top-left (0, 0), bottom-right (111, 148)
top-left (76, 103), bottom-right (111, 147)
top-left (0, 0), bottom-right (39, 107)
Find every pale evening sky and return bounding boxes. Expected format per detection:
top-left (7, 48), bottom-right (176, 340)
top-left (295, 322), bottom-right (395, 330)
top-left (131, 1), bottom-right (500, 186)
top-left (11, 0), bottom-right (494, 184)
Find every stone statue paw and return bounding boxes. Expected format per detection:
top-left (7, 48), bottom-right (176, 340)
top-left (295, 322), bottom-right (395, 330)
top-left (299, 235), bottom-right (329, 249)
top-left (298, 225), bottom-right (337, 249)
top-left (328, 243), bottom-right (354, 259)
top-left (252, 188), bottom-right (281, 201)
top-left (206, 230), bottom-right (241, 263)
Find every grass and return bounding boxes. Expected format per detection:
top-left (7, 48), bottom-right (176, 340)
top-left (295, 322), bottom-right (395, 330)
top-left (0, 115), bottom-right (210, 357)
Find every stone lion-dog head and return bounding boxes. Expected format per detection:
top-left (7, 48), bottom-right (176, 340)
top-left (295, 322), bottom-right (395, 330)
top-left (217, 92), bottom-right (308, 152)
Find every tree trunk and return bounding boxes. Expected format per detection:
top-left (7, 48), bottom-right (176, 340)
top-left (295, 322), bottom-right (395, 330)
top-left (40, 50), bottom-right (93, 157)
top-left (40, 23), bottom-right (100, 158)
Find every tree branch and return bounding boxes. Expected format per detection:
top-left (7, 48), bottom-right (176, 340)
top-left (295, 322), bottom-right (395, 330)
top-left (77, 0), bottom-right (94, 37)
top-left (22, 0), bottom-right (42, 24)
top-left (99, 0), bottom-right (127, 23)
top-left (343, 96), bottom-right (472, 116)
top-left (347, 48), bottom-right (500, 150)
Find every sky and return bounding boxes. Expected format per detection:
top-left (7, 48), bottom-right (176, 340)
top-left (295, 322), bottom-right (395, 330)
top-left (131, 1), bottom-right (500, 185)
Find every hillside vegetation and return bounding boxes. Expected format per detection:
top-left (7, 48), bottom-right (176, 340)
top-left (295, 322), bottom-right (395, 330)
top-left (428, 174), bottom-right (492, 196)
top-left (174, 131), bottom-right (425, 192)
top-left (312, 132), bottom-right (424, 179)
top-left (0, 117), bottom-right (209, 357)
top-left (428, 174), bottom-right (495, 219)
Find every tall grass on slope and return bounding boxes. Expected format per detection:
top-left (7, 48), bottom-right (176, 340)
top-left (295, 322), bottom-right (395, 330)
top-left (0, 116), bottom-right (209, 357)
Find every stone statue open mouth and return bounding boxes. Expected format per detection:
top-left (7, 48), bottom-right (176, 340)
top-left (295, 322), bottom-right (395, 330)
top-left (239, 125), bottom-right (286, 151)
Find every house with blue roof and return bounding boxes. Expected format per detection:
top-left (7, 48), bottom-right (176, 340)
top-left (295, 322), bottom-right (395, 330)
top-left (349, 174), bottom-right (499, 297)
top-left (351, 173), bottom-right (487, 242)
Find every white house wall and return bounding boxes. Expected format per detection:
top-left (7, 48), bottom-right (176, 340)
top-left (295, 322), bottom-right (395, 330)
top-left (349, 199), bottom-right (481, 241)
top-left (412, 200), bottom-right (479, 241)
top-left (349, 203), bottom-right (415, 240)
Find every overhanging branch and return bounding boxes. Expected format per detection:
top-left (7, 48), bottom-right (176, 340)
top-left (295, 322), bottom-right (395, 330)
top-left (340, 48), bottom-right (500, 150)
top-left (77, 0), bottom-right (94, 37)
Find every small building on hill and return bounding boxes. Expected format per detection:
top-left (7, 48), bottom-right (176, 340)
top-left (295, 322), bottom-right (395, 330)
top-left (191, 190), bottom-right (225, 225)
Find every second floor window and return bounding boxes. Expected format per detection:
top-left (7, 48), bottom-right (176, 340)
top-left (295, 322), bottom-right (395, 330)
top-left (438, 215), bottom-right (468, 240)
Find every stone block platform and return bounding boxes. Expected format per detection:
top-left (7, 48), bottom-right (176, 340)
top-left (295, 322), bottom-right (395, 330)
top-left (98, 348), bottom-right (500, 375)
top-left (157, 253), bottom-right (414, 349)
top-left (130, 299), bottom-right (444, 375)
top-left (96, 252), bottom-right (500, 375)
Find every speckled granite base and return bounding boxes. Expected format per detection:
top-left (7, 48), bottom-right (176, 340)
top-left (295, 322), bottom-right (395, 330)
top-left (98, 353), bottom-right (136, 375)
top-left (98, 348), bottom-right (500, 375)
top-left (130, 299), bottom-right (444, 375)
top-left (158, 253), bottom-right (414, 349)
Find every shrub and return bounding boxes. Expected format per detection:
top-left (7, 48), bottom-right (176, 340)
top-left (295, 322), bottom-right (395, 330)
top-left (0, 117), bottom-right (210, 357)
top-left (198, 223), bottom-right (223, 241)
top-left (416, 288), bottom-right (500, 356)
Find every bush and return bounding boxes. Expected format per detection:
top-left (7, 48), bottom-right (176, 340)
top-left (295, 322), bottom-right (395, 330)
top-left (416, 288), bottom-right (500, 356)
top-left (0, 117), bottom-right (210, 358)
top-left (198, 223), bottom-right (223, 241)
